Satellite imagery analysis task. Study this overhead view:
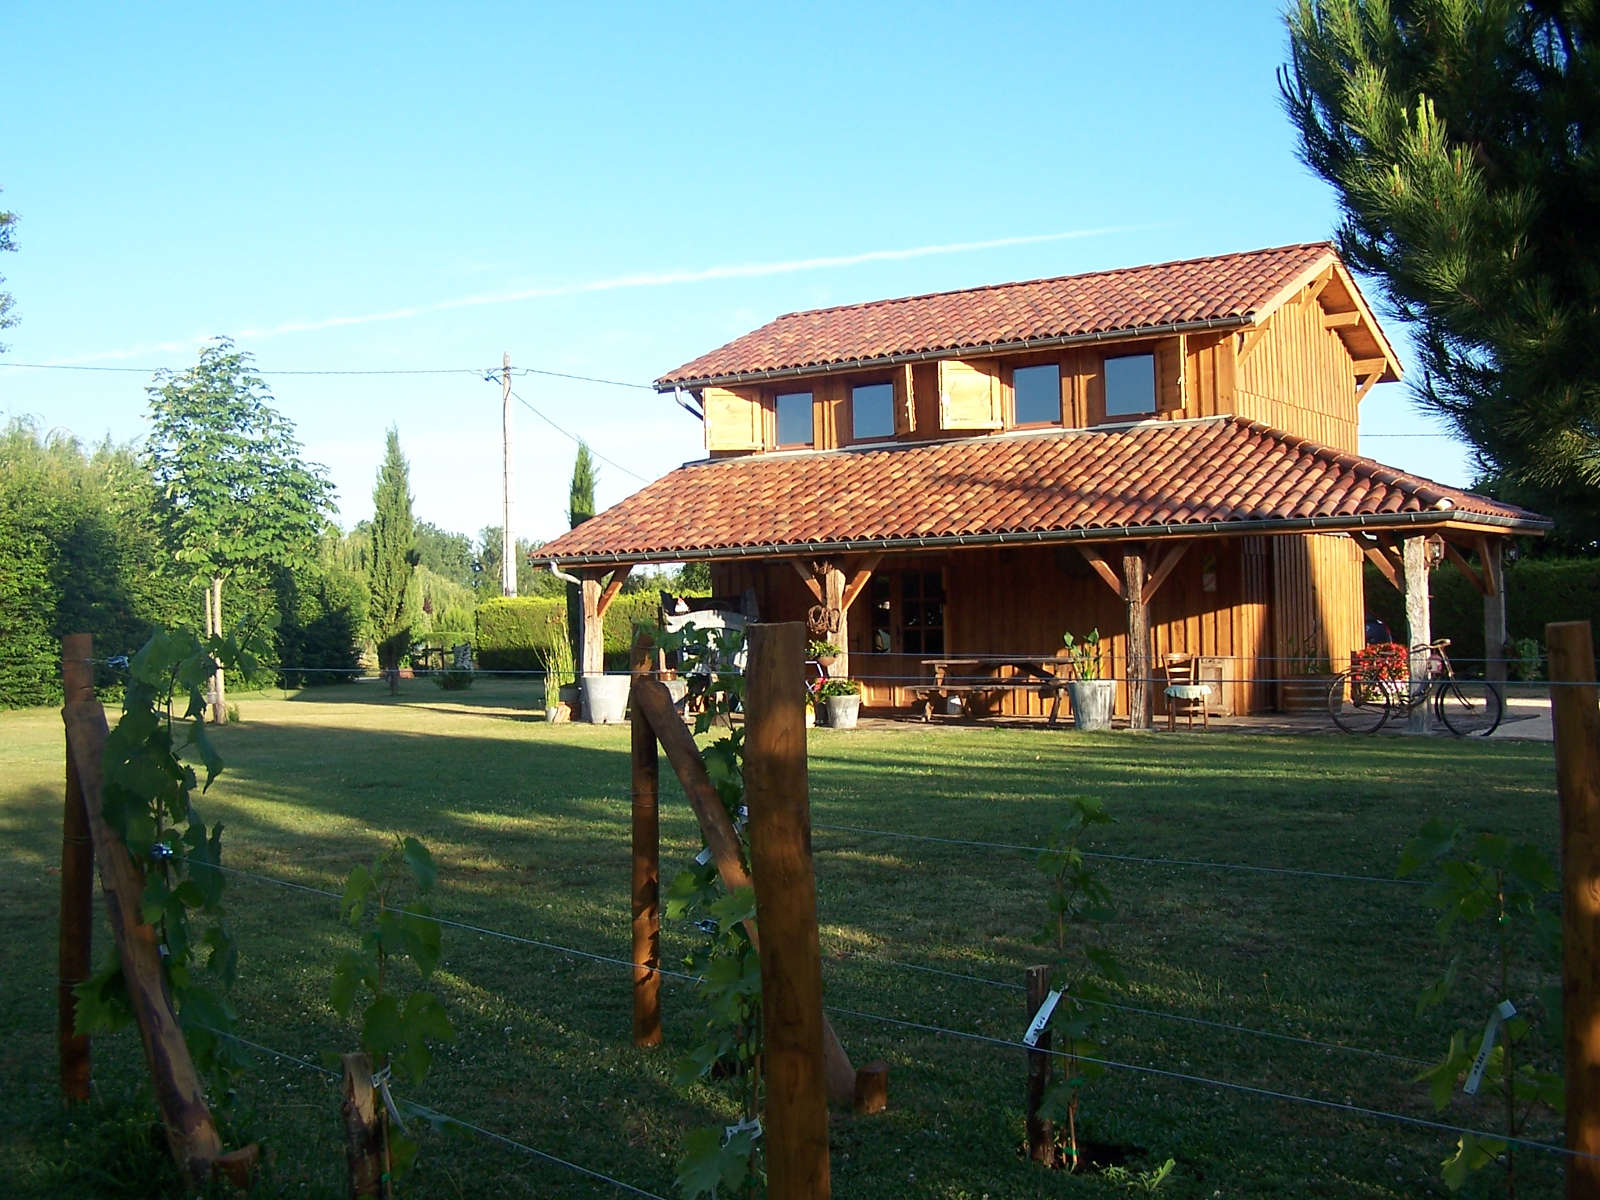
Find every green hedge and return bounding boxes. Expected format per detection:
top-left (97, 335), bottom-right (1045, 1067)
top-left (1364, 555), bottom-right (1600, 666)
top-left (475, 591), bottom-right (664, 673)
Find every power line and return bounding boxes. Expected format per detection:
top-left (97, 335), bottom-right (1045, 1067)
top-left (505, 387), bottom-right (650, 483)
top-left (0, 361), bottom-right (655, 388)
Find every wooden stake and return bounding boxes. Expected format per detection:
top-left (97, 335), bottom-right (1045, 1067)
top-left (630, 678), bottom-right (858, 1103)
top-left (62, 700), bottom-right (224, 1183)
top-left (1547, 621), bottom-right (1600, 1199)
top-left (1122, 549), bottom-right (1151, 729)
top-left (341, 1052), bottom-right (390, 1199)
top-left (630, 634), bottom-right (662, 1047)
top-left (852, 1062), bottom-right (889, 1115)
top-left (1024, 965), bottom-right (1055, 1165)
top-left (745, 622), bottom-right (830, 1200)
top-left (58, 634), bottom-right (94, 1102)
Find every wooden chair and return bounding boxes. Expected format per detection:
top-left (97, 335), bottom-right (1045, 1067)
top-left (1162, 653), bottom-right (1211, 730)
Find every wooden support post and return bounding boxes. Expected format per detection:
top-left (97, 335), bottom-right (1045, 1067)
top-left (744, 623), bottom-right (830, 1200)
top-left (1024, 965), bottom-right (1054, 1165)
top-left (1403, 536), bottom-right (1432, 734)
top-left (631, 678), bottom-right (858, 1103)
top-left (58, 634), bottom-right (94, 1102)
top-left (630, 635), bottom-right (662, 1048)
top-left (340, 1052), bottom-right (390, 1199)
top-left (852, 1062), bottom-right (889, 1115)
top-left (1483, 539), bottom-right (1507, 688)
top-left (1548, 621), bottom-right (1600, 1199)
top-left (62, 700), bottom-right (224, 1183)
top-left (578, 574), bottom-right (604, 719)
top-left (823, 564), bottom-right (849, 680)
top-left (1122, 549), bottom-right (1152, 729)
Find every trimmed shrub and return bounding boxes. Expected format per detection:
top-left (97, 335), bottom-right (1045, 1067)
top-left (476, 590), bottom-right (667, 673)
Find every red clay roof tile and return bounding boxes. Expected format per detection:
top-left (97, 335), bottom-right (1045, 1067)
top-left (657, 243), bottom-right (1336, 387)
top-left (540, 417), bottom-right (1547, 565)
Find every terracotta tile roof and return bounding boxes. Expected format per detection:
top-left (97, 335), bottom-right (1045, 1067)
top-left (657, 243), bottom-right (1338, 387)
top-left (539, 417), bottom-right (1548, 565)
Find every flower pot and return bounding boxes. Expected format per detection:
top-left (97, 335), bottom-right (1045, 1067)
top-left (581, 673), bottom-right (632, 724)
top-left (545, 701), bottom-right (571, 724)
top-left (824, 694), bottom-right (861, 729)
top-left (815, 654), bottom-right (837, 669)
top-left (1068, 679), bottom-right (1115, 731)
top-left (1279, 675), bottom-right (1333, 715)
top-left (804, 704), bottom-right (816, 728)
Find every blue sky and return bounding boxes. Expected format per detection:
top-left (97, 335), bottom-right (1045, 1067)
top-left (1, 1), bottom-right (1469, 543)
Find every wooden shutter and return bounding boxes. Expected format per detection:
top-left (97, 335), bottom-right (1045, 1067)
top-left (894, 365), bottom-right (915, 435)
top-left (937, 359), bottom-right (1002, 430)
top-left (702, 386), bottom-right (764, 451)
top-left (1155, 335), bottom-right (1187, 414)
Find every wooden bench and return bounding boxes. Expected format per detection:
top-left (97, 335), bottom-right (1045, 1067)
top-left (911, 677), bottom-right (1071, 724)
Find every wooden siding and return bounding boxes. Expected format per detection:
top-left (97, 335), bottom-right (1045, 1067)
top-left (1269, 532), bottom-right (1364, 700)
top-left (1233, 286), bottom-right (1360, 451)
top-left (711, 537), bottom-right (1286, 719)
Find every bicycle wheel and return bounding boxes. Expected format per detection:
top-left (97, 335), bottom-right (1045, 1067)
top-left (1436, 679), bottom-right (1504, 736)
top-left (1328, 670), bottom-right (1390, 733)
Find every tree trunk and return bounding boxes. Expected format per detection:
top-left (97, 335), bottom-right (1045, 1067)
top-left (210, 577), bottom-right (227, 724)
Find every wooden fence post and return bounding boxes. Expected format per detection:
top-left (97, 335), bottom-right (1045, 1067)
top-left (1548, 620), bottom-right (1600, 1199)
top-left (58, 634), bottom-right (95, 1102)
top-left (62, 699), bottom-right (225, 1183)
top-left (630, 634), bottom-right (662, 1047)
top-left (341, 1052), bottom-right (390, 1198)
top-left (745, 622), bottom-right (830, 1199)
top-left (1024, 965), bottom-right (1055, 1165)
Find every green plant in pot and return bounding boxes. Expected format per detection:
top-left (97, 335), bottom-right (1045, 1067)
top-left (538, 638), bottom-right (576, 722)
top-left (1279, 630), bottom-right (1333, 714)
top-left (807, 639), bottom-right (841, 666)
top-left (1062, 628), bottom-right (1114, 731)
top-left (818, 677), bottom-right (862, 730)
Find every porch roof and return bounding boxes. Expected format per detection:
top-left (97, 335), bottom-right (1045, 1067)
top-left (539, 416), bottom-right (1549, 568)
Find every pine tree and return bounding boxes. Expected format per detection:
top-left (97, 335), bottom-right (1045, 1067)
top-left (370, 428), bottom-right (418, 692)
top-left (1282, 1), bottom-right (1600, 544)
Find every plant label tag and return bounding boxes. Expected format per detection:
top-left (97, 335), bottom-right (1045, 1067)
top-left (1463, 999), bottom-right (1517, 1095)
top-left (1022, 989), bottom-right (1063, 1047)
top-left (695, 846), bottom-right (713, 867)
top-left (722, 1116), bottom-right (762, 1144)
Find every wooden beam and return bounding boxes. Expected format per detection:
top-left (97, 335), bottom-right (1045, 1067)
top-left (1236, 322), bottom-right (1270, 367)
top-left (1354, 371), bottom-right (1384, 403)
top-left (1306, 265), bottom-right (1336, 305)
top-left (578, 576), bottom-right (605, 686)
top-left (1122, 549), bottom-right (1152, 730)
top-left (823, 565), bottom-right (849, 680)
top-left (839, 554), bottom-right (883, 613)
top-left (595, 565), bottom-right (633, 617)
top-left (1441, 539), bottom-right (1490, 597)
top-left (1403, 536), bottom-right (1432, 734)
top-left (1472, 536), bottom-right (1502, 597)
top-left (1322, 310), bottom-right (1362, 328)
top-left (1482, 539), bottom-right (1507, 687)
top-left (1352, 534), bottom-right (1402, 592)
top-left (1076, 544), bottom-right (1126, 599)
top-left (1352, 357), bottom-right (1389, 376)
top-left (58, 634), bottom-right (94, 1103)
top-left (745, 624), bottom-right (831, 1200)
top-left (790, 559), bottom-right (824, 604)
top-left (1140, 541), bottom-right (1190, 604)
top-left (629, 635), bottom-right (661, 1049)
top-left (1547, 620), bottom-right (1600, 1196)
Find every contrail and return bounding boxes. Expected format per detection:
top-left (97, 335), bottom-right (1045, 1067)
top-left (62, 225), bottom-right (1154, 364)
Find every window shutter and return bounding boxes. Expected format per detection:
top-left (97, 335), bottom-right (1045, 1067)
top-left (702, 386), bottom-right (764, 451)
top-left (1155, 336), bottom-right (1186, 413)
top-left (937, 359), bottom-right (1002, 430)
top-left (894, 365), bottom-right (915, 435)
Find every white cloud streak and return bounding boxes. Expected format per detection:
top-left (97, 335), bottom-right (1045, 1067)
top-left (62, 225), bottom-right (1155, 364)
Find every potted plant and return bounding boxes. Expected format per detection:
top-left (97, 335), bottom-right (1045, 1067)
top-left (538, 639), bottom-right (576, 723)
top-left (1279, 630), bottom-right (1333, 714)
top-left (807, 639), bottom-right (841, 668)
top-left (817, 677), bottom-right (862, 730)
top-left (1062, 628), bottom-right (1114, 731)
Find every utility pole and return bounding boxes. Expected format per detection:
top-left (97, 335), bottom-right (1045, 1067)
top-left (501, 350), bottom-right (516, 597)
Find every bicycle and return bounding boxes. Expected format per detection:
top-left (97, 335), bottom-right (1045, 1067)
top-left (1327, 638), bottom-right (1504, 736)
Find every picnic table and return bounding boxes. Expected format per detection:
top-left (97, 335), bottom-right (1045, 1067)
top-left (914, 657), bottom-right (1073, 724)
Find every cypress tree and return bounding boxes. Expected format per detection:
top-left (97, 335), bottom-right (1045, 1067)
top-left (565, 444), bottom-right (598, 673)
top-left (370, 427), bottom-right (417, 692)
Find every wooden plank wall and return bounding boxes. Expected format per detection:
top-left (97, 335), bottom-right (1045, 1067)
top-left (1233, 288), bottom-right (1360, 451)
top-left (1270, 532), bottom-right (1364, 688)
top-left (715, 539), bottom-right (1281, 718)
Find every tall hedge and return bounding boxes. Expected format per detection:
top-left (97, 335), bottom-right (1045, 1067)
top-left (1364, 555), bottom-right (1600, 664)
top-left (475, 591), bottom-right (663, 672)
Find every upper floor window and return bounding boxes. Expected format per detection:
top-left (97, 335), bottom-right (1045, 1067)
top-left (851, 382), bottom-right (895, 441)
top-left (775, 391), bottom-right (813, 447)
top-left (1011, 363), bottom-right (1060, 426)
top-left (1104, 352), bottom-right (1156, 418)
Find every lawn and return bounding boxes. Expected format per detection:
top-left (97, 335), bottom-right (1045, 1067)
top-left (0, 678), bottom-right (1565, 1198)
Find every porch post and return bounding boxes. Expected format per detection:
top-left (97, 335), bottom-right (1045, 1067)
top-left (823, 565), bottom-right (849, 681)
top-left (578, 573), bottom-right (604, 716)
top-left (1121, 548), bottom-right (1152, 730)
top-left (1482, 539), bottom-right (1507, 688)
top-left (1402, 536), bottom-right (1432, 733)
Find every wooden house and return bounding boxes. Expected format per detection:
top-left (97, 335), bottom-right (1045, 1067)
top-left (539, 243), bottom-right (1549, 724)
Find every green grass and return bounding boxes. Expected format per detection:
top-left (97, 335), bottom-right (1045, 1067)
top-left (0, 678), bottom-right (1565, 1198)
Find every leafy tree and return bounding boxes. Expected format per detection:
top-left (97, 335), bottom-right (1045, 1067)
top-left (369, 428), bottom-right (419, 692)
top-left (1282, 1), bottom-right (1600, 543)
top-left (0, 190), bottom-right (16, 350)
top-left (412, 521), bottom-right (475, 589)
top-left (478, 526), bottom-right (559, 598)
top-left (146, 339), bottom-right (333, 720)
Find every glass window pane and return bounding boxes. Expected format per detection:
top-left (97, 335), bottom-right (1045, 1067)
top-left (851, 383), bottom-right (895, 440)
top-left (1012, 363), bottom-right (1060, 425)
top-left (1105, 353), bottom-right (1156, 417)
top-left (775, 392), bottom-right (812, 446)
